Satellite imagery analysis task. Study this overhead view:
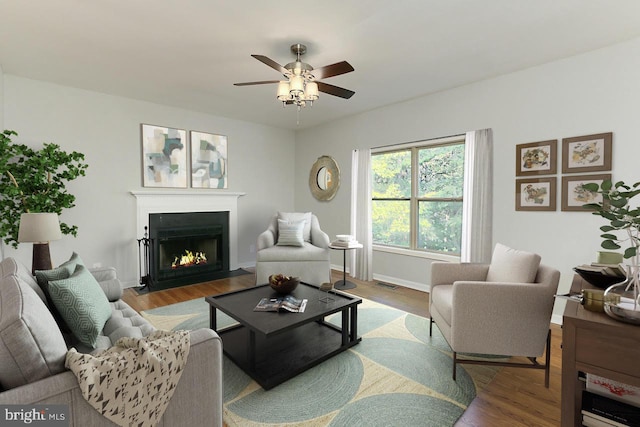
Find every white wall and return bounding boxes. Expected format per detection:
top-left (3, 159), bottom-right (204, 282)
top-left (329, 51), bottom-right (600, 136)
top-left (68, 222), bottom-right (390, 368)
top-left (2, 75), bottom-right (296, 286)
top-left (294, 36), bottom-right (640, 321)
top-left (0, 65), bottom-right (4, 129)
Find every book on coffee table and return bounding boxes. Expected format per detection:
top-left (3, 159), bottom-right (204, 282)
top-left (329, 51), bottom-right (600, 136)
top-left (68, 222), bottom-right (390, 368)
top-left (254, 295), bottom-right (307, 313)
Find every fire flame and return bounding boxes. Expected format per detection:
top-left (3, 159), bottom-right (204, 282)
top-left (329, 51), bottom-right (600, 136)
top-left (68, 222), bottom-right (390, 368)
top-left (172, 250), bottom-right (207, 268)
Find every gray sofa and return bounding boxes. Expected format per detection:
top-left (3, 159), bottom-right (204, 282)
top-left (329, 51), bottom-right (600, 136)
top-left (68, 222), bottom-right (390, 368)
top-left (0, 257), bottom-right (223, 426)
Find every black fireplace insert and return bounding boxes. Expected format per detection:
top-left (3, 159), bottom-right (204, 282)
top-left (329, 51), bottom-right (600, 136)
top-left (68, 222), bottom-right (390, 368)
top-left (148, 211), bottom-right (230, 290)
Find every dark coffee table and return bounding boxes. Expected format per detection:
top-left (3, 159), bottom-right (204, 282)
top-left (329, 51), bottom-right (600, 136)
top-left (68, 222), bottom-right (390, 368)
top-left (205, 282), bottom-right (361, 390)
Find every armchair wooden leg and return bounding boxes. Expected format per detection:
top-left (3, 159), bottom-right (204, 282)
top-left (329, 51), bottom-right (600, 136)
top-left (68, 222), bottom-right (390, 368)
top-left (544, 329), bottom-right (551, 388)
top-left (429, 317), bottom-right (433, 336)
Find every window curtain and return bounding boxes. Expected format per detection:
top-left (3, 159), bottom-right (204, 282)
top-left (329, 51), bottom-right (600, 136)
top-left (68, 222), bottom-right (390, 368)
top-left (349, 149), bottom-right (373, 280)
top-left (460, 129), bottom-right (493, 263)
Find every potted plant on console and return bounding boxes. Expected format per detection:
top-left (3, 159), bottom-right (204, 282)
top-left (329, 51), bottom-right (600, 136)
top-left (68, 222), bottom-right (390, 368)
top-left (583, 179), bottom-right (640, 324)
top-left (0, 130), bottom-right (88, 272)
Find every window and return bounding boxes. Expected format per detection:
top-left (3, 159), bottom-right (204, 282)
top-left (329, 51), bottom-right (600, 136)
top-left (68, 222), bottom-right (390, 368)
top-left (372, 138), bottom-right (465, 255)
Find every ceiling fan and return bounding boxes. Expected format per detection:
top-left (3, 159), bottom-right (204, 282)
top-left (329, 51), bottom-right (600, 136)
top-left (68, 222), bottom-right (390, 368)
top-left (234, 43), bottom-right (355, 109)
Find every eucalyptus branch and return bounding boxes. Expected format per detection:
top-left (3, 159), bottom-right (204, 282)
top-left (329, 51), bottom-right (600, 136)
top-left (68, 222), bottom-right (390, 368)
top-left (5, 171), bottom-right (29, 212)
top-left (0, 130), bottom-right (88, 248)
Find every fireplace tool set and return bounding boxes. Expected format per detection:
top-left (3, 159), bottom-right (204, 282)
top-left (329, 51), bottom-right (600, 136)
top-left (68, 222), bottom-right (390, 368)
top-left (137, 226), bottom-right (153, 291)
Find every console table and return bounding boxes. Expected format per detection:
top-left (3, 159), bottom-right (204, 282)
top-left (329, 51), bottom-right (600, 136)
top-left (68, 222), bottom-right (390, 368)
top-left (561, 275), bottom-right (640, 426)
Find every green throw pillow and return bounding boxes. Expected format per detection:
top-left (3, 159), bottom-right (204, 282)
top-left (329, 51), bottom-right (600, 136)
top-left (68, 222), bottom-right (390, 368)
top-left (34, 252), bottom-right (86, 332)
top-left (34, 252), bottom-right (84, 288)
top-left (48, 264), bottom-right (112, 348)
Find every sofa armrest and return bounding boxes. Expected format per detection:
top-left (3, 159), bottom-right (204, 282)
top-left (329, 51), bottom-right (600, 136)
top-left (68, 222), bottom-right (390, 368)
top-left (450, 281), bottom-right (554, 356)
top-left (89, 267), bottom-right (123, 301)
top-left (0, 328), bottom-right (224, 427)
top-left (161, 328), bottom-right (223, 427)
top-left (89, 266), bottom-right (117, 282)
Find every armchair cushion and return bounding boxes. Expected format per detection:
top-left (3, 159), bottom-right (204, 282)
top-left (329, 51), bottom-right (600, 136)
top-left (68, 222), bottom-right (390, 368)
top-left (486, 243), bottom-right (541, 283)
top-left (0, 275), bottom-right (68, 390)
top-left (276, 219), bottom-right (305, 247)
top-left (278, 212), bottom-right (312, 242)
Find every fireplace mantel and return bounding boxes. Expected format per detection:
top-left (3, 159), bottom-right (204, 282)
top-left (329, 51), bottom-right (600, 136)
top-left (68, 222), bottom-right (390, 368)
top-left (131, 190), bottom-right (245, 269)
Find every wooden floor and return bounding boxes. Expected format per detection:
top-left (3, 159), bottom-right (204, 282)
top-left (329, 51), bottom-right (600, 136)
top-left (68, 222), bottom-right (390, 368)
top-left (122, 269), bottom-right (562, 426)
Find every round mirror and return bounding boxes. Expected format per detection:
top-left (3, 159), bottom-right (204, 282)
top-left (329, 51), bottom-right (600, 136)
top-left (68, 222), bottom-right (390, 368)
top-left (316, 167), bottom-right (331, 190)
top-left (309, 156), bottom-right (340, 201)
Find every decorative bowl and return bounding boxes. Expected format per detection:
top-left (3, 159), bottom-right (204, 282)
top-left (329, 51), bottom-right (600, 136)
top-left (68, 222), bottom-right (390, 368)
top-left (573, 267), bottom-right (623, 290)
top-left (336, 234), bottom-right (354, 242)
top-left (268, 274), bottom-right (300, 294)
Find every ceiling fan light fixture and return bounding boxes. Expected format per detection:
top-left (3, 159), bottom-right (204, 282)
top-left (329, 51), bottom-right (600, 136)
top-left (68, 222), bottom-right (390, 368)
top-left (289, 75), bottom-right (304, 94)
top-left (304, 82), bottom-right (319, 100)
top-left (277, 81), bottom-right (290, 101)
top-left (235, 43), bottom-right (354, 115)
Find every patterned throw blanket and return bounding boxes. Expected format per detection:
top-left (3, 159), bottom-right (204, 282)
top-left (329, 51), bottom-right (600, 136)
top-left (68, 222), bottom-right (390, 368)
top-left (66, 330), bottom-right (190, 427)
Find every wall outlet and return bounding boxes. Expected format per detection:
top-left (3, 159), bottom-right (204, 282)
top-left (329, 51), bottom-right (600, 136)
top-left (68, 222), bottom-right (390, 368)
top-left (249, 244), bottom-right (256, 254)
top-left (92, 262), bottom-right (102, 268)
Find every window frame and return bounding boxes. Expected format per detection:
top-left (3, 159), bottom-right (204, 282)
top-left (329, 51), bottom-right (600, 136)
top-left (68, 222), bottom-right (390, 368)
top-left (371, 135), bottom-right (465, 256)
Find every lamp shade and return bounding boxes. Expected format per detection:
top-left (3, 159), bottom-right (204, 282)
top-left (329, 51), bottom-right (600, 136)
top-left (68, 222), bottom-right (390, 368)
top-left (277, 81), bottom-right (290, 100)
top-left (304, 82), bottom-right (319, 100)
top-left (289, 75), bottom-right (304, 94)
top-left (18, 213), bottom-right (63, 243)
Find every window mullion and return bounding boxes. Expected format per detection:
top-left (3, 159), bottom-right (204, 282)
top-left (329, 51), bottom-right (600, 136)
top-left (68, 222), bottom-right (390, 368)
top-left (410, 147), bottom-right (418, 250)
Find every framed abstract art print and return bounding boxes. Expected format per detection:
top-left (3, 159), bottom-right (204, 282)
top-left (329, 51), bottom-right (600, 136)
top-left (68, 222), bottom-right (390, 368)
top-left (190, 131), bottom-right (228, 189)
top-left (141, 124), bottom-right (187, 188)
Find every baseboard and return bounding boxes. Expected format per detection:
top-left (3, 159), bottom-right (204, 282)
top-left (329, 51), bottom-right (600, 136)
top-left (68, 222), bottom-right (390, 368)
top-left (238, 261), bottom-right (257, 270)
top-left (330, 263), bottom-right (429, 293)
top-left (373, 273), bottom-right (429, 293)
top-left (551, 313), bottom-right (563, 326)
top-left (122, 280), bottom-right (140, 289)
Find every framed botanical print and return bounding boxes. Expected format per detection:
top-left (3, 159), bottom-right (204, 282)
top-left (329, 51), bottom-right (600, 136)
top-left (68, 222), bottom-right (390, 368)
top-left (190, 131), bottom-right (228, 189)
top-left (141, 124), bottom-right (188, 188)
top-left (562, 132), bottom-right (612, 173)
top-left (516, 140), bottom-right (557, 176)
top-left (561, 173), bottom-right (611, 211)
top-left (515, 177), bottom-right (557, 211)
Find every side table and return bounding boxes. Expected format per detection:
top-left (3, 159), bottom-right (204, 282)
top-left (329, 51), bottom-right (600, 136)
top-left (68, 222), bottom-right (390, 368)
top-left (561, 275), bottom-right (640, 426)
top-left (329, 242), bottom-right (363, 290)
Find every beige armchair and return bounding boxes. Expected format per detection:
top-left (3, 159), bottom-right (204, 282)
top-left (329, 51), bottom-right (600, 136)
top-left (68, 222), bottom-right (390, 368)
top-left (255, 212), bottom-right (331, 285)
top-left (429, 243), bottom-right (560, 387)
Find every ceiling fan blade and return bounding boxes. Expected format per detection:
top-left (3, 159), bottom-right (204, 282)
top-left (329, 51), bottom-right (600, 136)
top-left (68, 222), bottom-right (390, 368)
top-left (251, 54), bottom-right (288, 74)
top-left (233, 80), bottom-right (279, 86)
top-left (317, 81), bottom-right (355, 99)
top-left (312, 61), bottom-right (354, 80)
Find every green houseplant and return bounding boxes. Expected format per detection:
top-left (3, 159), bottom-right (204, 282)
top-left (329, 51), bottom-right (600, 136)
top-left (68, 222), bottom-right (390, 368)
top-left (583, 179), bottom-right (640, 324)
top-left (0, 130), bottom-right (88, 248)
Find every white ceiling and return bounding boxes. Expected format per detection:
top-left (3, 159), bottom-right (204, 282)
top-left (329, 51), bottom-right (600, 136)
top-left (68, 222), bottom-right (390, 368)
top-left (2, 0), bottom-right (640, 130)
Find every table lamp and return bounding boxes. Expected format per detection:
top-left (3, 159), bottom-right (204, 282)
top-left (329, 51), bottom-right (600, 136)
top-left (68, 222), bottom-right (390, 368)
top-left (18, 212), bottom-right (63, 274)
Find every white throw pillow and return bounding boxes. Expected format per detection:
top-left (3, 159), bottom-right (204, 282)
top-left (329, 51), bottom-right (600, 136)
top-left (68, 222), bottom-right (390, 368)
top-left (276, 219), bottom-right (305, 247)
top-left (486, 243), bottom-right (541, 283)
top-left (277, 212), bottom-right (312, 242)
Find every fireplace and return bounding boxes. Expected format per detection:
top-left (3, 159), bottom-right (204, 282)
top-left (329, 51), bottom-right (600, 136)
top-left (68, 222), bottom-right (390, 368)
top-left (149, 211), bottom-right (229, 290)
